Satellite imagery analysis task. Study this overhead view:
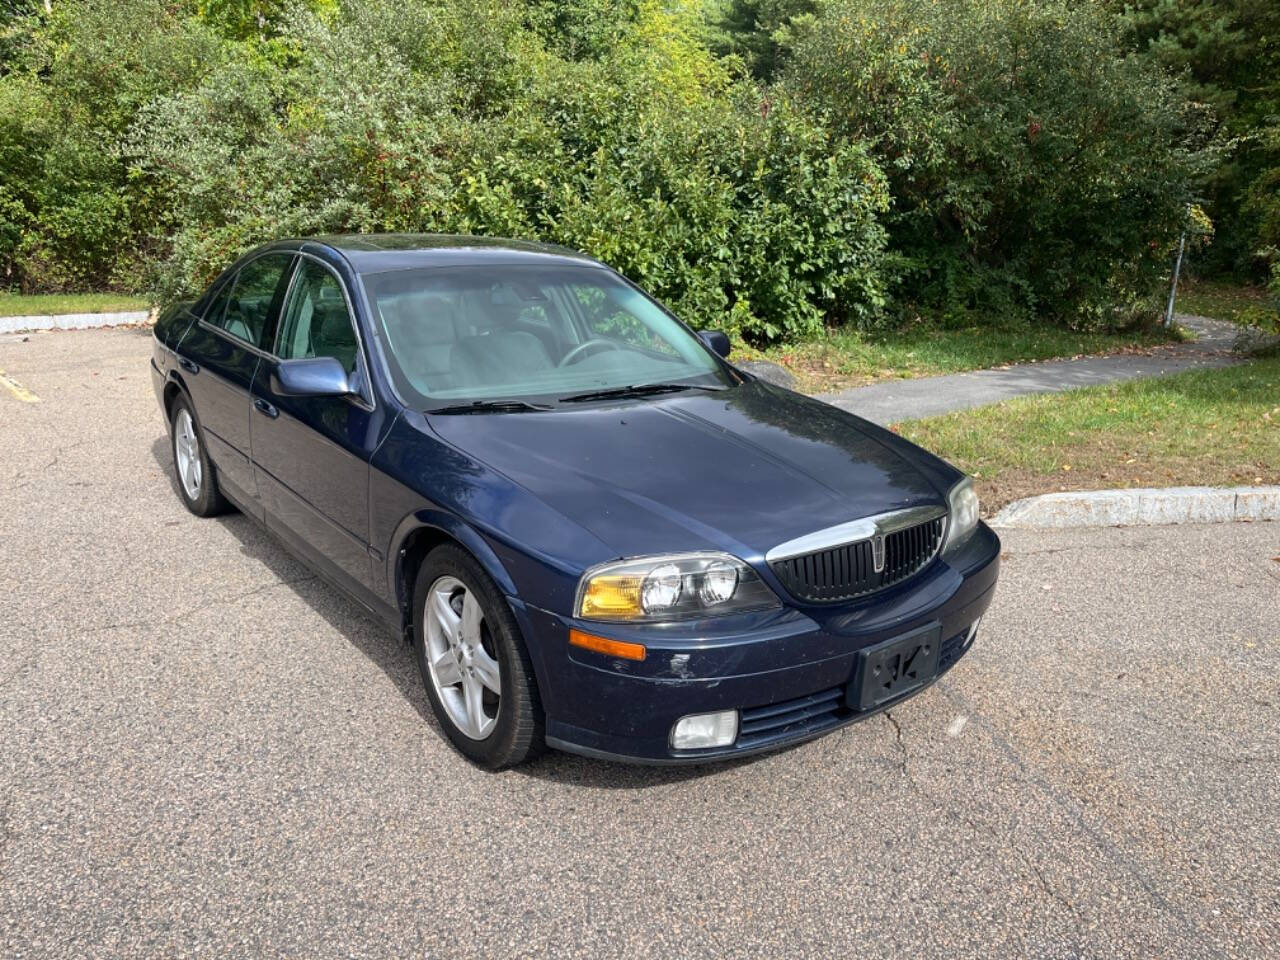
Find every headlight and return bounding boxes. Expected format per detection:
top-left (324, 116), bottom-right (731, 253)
top-left (576, 552), bottom-right (779, 622)
top-left (942, 477), bottom-right (980, 557)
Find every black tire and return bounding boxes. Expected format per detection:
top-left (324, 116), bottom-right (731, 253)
top-left (169, 393), bottom-right (228, 518)
top-left (412, 544), bottom-right (545, 769)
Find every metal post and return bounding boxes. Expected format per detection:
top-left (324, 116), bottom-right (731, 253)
top-left (1164, 227), bottom-right (1187, 328)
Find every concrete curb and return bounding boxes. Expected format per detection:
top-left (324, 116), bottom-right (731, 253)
top-left (0, 310), bottom-right (151, 335)
top-left (990, 486), bottom-right (1280, 529)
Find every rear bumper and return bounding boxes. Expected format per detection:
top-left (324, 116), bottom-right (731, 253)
top-left (517, 523), bottom-right (1001, 764)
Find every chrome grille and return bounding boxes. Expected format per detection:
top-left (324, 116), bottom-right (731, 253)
top-left (768, 511), bottom-right (946, 604)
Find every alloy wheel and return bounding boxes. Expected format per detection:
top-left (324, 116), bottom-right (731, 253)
top-left (174, 408), bottom-right (202, 500)
top-left (424, 575), bottom-right (502, 739)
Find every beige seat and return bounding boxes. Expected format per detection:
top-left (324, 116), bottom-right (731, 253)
top-left (381, 293), bottom-right (462, 391)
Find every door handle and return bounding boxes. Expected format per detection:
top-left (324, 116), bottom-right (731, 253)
top-left (178, 357), bottom-right (200, 374)
top-left (253, 397), bottom-right (279, 419)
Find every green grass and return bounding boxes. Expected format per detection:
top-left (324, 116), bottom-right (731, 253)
top-left (1173, 279), bottom-right (1271, 325)
top-left (897, 357), bottom-right (1280, 511)
top-left (733, 321), bottom-right (1186, 394)
top-left (0, 292), bottom-right (151, 317)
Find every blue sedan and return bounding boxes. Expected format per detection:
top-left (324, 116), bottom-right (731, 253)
top-left (151, 235), bottom-right (999, 767)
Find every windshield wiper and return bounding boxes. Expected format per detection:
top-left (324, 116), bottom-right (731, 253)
top-left (426, 399), bottom-right (553, 415)
top-left (558, 382), bottom-right (727, 404)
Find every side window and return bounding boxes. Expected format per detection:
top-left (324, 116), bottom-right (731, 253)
top-left (276, 260), bottom-right (360, 374)
top-left (208, 253), bottom-right (294, 350)
top-left (202, 277), bottom-right (234, 329)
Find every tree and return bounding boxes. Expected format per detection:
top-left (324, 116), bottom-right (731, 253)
top-left (781, 0), bottom-right (1209, 327)
top-left (1114, 0), bottom-right (1280, 277)
top-left (703, 0), bottom-right (814, 79)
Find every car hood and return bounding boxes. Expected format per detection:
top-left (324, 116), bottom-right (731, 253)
top-left (427, 381), bottom-right (950, 562)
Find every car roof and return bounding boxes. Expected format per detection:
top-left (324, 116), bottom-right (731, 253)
top-left (273, 233), bottom-right (608, 274)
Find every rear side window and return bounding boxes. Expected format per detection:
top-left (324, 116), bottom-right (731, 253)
top-left (276, 259), bottom-right (360, 373)
top-left (207, 253), bottom-right (295, 350)
top-left (202, 278), bottom-right (234, 329)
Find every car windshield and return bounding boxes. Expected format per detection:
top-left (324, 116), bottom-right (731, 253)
top-left (361, 264), bottom-right (731, 406)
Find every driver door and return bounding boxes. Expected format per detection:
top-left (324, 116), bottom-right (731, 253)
top-left (250, 257), bottom-right (383, 596)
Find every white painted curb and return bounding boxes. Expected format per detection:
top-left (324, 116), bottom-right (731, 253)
top-left (0, 310), bottom-right (151, 335)
top-left (991, 486), bottom-right (1280, 529)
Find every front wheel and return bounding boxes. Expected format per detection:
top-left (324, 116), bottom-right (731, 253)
top-left (413, 544), bottom-right (544, 769)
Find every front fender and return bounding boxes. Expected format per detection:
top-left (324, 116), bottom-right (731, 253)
top-left (386, 509), bottom-right (519, 610)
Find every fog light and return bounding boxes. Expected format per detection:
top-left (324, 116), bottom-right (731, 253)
top-left (671, 710), bottom-right (738, 750)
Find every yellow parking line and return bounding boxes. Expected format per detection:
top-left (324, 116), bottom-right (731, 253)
top-left (0, 369), bottom-right (39, 403)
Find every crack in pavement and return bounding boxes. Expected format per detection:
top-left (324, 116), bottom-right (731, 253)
top-left (882, 710), bottom-right (912, 782)
top-left (932, 682), bottom-right (1227, 956)
top-left (882, 706), bottom-right (1086, 937)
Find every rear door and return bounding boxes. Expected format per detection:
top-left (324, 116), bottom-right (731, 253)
top-left (250, 255), bottom-right (382, 595)
top-left (175, 252), bottom-right (296, 510)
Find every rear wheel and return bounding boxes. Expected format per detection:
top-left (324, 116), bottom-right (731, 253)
top-left (412, 544), bottom-right (544, 768)
top-left (170, 394), bottom-right (227, 517)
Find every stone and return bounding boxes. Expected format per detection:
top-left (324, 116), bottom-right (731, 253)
top-left (737, 360), bottom-right (797, 391)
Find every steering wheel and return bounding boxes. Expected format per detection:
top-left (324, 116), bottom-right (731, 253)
top-left (559, 338), bottom-right (621, 367)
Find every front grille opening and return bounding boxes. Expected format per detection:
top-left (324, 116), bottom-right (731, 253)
top-left (770, 515), bottom-right (945, 603)
top-left (737, 687), bottom-right (847, 750)
top-left (939, 623), bottom-right (977, 673)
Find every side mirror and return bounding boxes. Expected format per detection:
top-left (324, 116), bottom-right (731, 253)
top-left (697, 329), bottom-right (731, 359)
top-left (272, 356), bottom-right (351, 398)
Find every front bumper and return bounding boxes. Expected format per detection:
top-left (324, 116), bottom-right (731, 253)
top-left (516, 522), bottom-right (1001, 764)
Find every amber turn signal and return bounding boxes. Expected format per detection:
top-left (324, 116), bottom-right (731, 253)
top-left (568, 628), bottom-right (646, 662)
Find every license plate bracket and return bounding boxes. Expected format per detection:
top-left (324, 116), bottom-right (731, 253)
top-left (849, 622), bottom-right (942, 711)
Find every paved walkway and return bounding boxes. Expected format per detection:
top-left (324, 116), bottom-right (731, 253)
top-left (820, 315), bottom-right (1240, 425)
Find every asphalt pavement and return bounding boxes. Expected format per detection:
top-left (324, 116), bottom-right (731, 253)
top-left (2, 327), bottom-right (1278, 959)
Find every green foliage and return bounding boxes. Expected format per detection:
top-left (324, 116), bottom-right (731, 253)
top-left (1235, 258), bottom-right (1280, 333)
top-left (522, 0), bottom-right (637, 61)
top-left (783, 0), bottom-right (1209, 329)
top-left (0, 0), bottom-right (1216, 345)
top-left (1114, 0), bottom-right (1280, 279)
top-left (121, 0), bottom-right (887, 340)
top-left (1243, 119), bottom-right (1280, 273)
top-left (0, 0), bottom-right (221, 290)
top-left (703, 0), bottom-right (814, 79)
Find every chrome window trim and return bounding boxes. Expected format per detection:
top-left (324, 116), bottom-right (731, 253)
top-left (764, 504), bottom-right (948, 564)
top-left (277, 250), bottom-right (377, 413)
top-left (197, 316), bottom-right (274, 358)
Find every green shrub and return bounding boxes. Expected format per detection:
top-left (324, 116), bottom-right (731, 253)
top-left (126, 0), bottom-right (889, 341)
top-left (0, 0), bottom-right (221, 291)
top-left (783, 0), bottom-right (1210, 329)
top-left (0, 0), bottom-right (1209, 344)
